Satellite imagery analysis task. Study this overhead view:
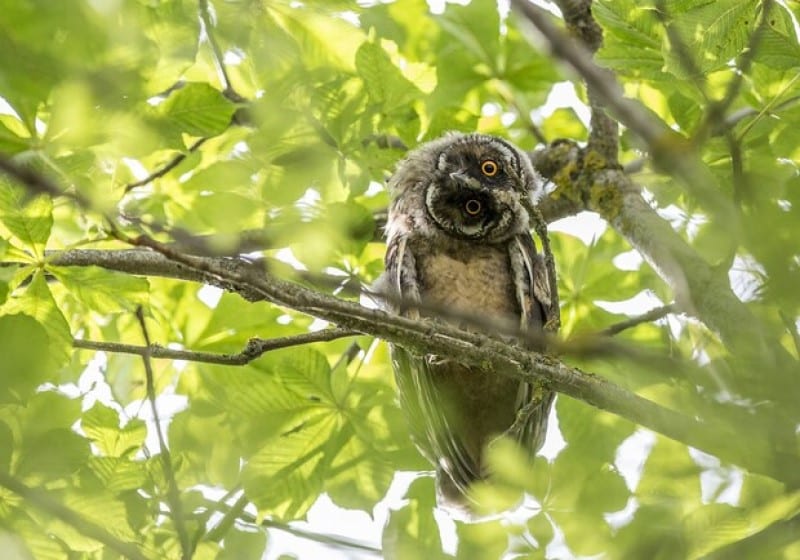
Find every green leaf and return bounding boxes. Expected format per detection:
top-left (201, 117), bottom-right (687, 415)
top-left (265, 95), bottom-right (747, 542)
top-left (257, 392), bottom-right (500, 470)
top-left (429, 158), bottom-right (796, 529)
top-left (663, 0), bottom-right (758, 77)
top-left (50, 266), bottom-right (150, 314)
top-left (159, 82), bottom-right (236, 137)
top-left (16, 428), bottom-right (89, 481)
top-left (142, 0), bottom-right (200, 93)
top-left (541, 108), bottom-right (589, 142)
top-left (0, 191), bottom-right (52, 257)
top-left (218, 529), bottom-right (267, 560)
top-left (49, 489), bottom-right (138, 549)
top-left (355, 41), bottom-right (421, 113)
top-left (0, 314), bottom-right (51, 403)
top-left (755, 27), bottom-right (800, 70)
top-left (455, 518), bottom-right (509, 560)
top-left (594, 0), bottom-right (667, 80)
top-left (242, 413), bottom-right (334, 519)
top-left (8, 519), bottom-right (67, 559)
top-left (168, 407), bottom-right (241, 488)
top-left (637, 437), bottom-right (702, 509)
top-left (0, 119), bottom-right (30, 154)
top-left (85, 456), bottom-right (148, 493)
top-left (383, 477), bottom-right (450, 560)
top-left (3, 271), bottom-right (72, 369)
top-left (683, 503), bottom-right (753, 559)
top-left (275, 347), bottom-right (334, 403)
top-left (81, 402), bottom-right (146, 458)
top-left (437, 1), bottom-right (500, 73)
top-left (326, 434), bottom-right (395, 511)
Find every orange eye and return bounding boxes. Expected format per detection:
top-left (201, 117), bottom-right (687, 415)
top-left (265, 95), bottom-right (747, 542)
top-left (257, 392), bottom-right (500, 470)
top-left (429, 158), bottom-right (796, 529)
top-left (464, 199), bottom-right (482, 216)
top-left (480, 160), bottom-right (499, 177)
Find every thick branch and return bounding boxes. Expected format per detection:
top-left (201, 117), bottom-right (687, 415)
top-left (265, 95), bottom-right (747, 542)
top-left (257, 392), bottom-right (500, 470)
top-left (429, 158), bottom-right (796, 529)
top-left (595, 169), bottom-right (783, 360)
top-left (512, 2), bottom-right (796, 399)
top-left (511, 0), bottom-right (740, 232)
top-left (48, 244), bottom-right (797, 486)
top-left (512, 0), bottom-right (665, 147)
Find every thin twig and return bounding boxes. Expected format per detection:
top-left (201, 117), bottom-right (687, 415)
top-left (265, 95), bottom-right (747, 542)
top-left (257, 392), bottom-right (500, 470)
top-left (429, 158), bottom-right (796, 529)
top-left (733, 81), bottom-right (800, 141)
top-left (204, 493), bottom-right (249, 542)
top-left (259, 519), bottom-right (382, 556)
top-left (198, 0), bottom-right (244, 102)
top-left (124, 137), bottom-right (208, 192)
top-left (134, 307), bottom-right (192, 560)
top-left (74, 328), bottom-right (359, 365)
top-left (191, 493), bottom-right (382, 554)
top-left (598, 304), bottom-right (676, 337)
top-left (0, 471), bottom-right (150, 560)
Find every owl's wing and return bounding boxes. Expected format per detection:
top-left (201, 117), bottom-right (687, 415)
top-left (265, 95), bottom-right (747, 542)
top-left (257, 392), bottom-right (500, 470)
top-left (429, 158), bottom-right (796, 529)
top-left (507, 233), bottom-right (556, 454)
top-left (510, 233), bottom-right (552, 333)
top-left (383, 235), bottom-right (481, 495)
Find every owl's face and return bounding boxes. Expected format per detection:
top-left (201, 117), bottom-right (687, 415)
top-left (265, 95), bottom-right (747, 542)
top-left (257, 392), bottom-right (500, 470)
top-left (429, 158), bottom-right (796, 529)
top-left (388, 133), bottom-right (540, 244)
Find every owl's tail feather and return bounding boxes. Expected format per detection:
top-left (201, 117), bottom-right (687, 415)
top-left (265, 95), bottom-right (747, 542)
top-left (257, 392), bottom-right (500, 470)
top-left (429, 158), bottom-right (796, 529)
top-left (436, 467), bottom-right (479, 519)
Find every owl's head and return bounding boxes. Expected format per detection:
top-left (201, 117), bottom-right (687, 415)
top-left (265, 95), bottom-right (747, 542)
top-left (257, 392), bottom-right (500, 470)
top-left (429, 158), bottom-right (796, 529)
top-left (388, 132), bottom-right (541, 243)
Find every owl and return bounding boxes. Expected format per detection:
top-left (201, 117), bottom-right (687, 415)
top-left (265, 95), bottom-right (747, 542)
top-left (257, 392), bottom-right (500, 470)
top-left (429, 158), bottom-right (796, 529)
top-left (378, 132), bottom-right (555, 511)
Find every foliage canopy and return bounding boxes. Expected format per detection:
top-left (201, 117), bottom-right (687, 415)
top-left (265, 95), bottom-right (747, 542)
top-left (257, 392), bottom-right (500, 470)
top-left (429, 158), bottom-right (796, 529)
top-left (0, 0), bottom-right (799, 558)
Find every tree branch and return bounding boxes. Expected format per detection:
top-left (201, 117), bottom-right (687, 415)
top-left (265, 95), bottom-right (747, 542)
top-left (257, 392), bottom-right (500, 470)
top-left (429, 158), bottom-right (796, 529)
top-left (553, 0), bottom-right (619, 164)
top-left (134, 307), bottom-right (191, 560)
top-left (198, 0), bottom-right (245, 103)
top-left (198, 495), bottom-right (382, 555)
top-left (74, 328), bottom-right (359, 365)
top-left (47, 238), bottom-right (796, 486)
top-left (124, 137), bottom-right (208, 192)
top-left (511, 0), bottom-right (797, 402)
top-left (598, 304), bottom-right (676, 337)
top-left (511, 0), bottom-right (740, 233)
top-left (0, 471), bottom-right (150, 560)
top-left (512, 0), bottom-right (665, 149)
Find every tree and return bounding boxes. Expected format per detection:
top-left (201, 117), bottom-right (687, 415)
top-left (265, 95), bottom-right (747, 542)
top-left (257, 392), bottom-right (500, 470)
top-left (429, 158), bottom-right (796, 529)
top-left (0, 0), bottom-right (798, 557)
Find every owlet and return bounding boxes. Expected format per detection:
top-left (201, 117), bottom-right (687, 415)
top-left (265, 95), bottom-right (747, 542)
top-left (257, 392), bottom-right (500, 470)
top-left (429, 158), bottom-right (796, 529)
top-left (378, 132), bottom-right (555, 511)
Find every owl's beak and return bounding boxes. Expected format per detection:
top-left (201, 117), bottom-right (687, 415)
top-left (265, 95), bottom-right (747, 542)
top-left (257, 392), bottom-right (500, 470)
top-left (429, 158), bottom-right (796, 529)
top-left (449, 171), bottom-right (481, 190)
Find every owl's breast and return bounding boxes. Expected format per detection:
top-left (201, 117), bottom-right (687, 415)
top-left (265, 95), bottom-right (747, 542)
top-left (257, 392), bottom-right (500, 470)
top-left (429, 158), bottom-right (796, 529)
top-left (415, 243), bottom-right (518, 319)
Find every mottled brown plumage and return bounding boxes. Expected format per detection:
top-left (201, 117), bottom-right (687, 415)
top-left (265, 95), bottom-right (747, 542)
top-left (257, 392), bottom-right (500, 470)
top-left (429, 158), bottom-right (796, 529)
top-left (378, 132), bottom-right (555, 511)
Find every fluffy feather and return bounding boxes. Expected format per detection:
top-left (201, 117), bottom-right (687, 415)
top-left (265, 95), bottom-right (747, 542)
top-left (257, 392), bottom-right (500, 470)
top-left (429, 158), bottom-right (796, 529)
top-left (379, 132), bottom-right (555, 512)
